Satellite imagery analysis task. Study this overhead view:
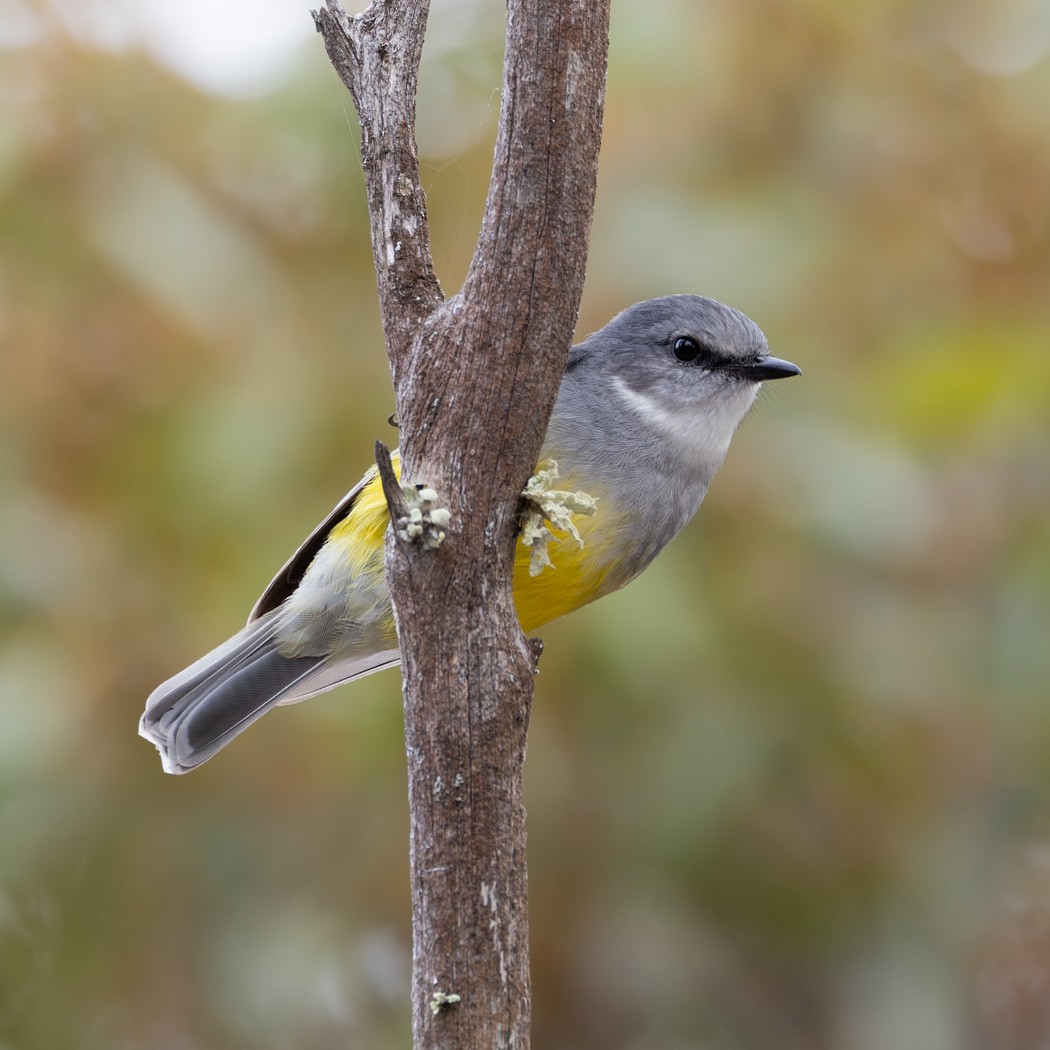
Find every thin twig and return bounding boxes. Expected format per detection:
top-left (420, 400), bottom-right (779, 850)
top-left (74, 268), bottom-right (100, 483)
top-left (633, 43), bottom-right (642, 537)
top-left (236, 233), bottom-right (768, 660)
top-left (374, 439), bottom-right (408, 526)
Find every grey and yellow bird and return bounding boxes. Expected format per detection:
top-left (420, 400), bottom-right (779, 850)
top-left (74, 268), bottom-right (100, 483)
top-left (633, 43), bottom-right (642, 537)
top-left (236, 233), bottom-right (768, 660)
top-left (140, 295), bottom-right (800, 773)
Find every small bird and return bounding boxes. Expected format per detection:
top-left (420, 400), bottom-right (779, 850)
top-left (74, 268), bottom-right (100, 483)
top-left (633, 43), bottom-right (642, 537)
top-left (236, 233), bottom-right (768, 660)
top-left (140, 295), bottom-right (800, 773)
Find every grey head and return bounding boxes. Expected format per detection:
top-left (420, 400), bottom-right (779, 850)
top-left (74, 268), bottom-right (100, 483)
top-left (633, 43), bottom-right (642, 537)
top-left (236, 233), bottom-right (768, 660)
top-left (552, 294), bottom-right (799, 478)
top-left (543, 295), bottom-right (799, 585)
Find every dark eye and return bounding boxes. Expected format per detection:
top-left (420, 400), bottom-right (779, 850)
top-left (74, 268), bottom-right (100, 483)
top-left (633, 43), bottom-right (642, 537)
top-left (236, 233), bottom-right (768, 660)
top-left (673, 336), bottom-right (704, 363)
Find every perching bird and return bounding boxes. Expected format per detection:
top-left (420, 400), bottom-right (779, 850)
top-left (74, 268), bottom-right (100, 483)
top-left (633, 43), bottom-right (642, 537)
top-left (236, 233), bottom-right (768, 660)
top-left (140, 295), bottom-right (800, 773)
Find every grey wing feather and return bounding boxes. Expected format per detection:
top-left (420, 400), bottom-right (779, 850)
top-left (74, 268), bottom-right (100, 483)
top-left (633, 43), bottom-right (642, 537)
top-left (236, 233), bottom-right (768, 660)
top-left (248, 467), bottom-right (380, 622)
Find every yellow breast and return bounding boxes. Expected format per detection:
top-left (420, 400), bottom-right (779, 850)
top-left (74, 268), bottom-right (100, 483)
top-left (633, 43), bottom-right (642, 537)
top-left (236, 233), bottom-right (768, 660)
top-left (512, 500), bottom-right (613, 631)
top-left (327, 456), bottom-right (618, 634)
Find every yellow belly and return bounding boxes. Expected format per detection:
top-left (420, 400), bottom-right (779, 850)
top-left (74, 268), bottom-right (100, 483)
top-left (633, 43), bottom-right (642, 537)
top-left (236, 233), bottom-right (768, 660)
top-left (327, 456), bottom-right (616, 634)
top-left (512, 513), bottom-right (612, 631)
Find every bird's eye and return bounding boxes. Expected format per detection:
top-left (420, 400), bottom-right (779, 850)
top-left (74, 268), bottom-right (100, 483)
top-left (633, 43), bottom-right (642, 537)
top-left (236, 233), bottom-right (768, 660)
top-left (673, 336), bottom-right (705, 363)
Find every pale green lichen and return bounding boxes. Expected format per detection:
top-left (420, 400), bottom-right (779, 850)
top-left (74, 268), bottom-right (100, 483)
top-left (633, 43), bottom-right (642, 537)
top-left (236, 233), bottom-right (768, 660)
top-left (429, 507), bottom-right (451, 528)
top-left (429, 990), bottom-right (461, 1015)
top-left (397, 484), bottom-right (450, 549)
top-left (520, 460), bottom-right (598, 576)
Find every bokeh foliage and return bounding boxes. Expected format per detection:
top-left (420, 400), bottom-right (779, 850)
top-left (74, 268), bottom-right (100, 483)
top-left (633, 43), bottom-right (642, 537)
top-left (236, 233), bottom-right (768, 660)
top-left (2, 0), bottom-right (1049, 1047)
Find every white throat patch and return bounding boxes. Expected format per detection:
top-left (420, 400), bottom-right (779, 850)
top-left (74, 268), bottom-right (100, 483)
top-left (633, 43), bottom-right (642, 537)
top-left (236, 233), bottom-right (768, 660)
top-left (611, 374), bottom-right (757, 463)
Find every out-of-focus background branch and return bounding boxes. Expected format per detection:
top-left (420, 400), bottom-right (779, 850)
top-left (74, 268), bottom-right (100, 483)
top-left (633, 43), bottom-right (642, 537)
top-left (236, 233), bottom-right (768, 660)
top-left (1, 1), bottom-right (1049, 1048)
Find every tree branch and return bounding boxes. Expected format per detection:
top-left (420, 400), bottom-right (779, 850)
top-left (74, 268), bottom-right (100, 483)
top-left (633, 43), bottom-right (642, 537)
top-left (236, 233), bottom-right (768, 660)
top-left (315, 0), bottom-right (610, 1045)
top-left (314, 0), bottom-right (443, 375)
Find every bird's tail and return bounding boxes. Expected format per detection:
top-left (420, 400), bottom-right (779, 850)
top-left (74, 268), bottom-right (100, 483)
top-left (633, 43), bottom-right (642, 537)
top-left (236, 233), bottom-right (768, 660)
top-left (139, 611), bottom-right (398, 774)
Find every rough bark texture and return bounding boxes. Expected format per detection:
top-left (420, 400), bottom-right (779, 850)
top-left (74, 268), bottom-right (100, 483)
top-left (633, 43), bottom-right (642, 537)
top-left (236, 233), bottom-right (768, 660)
top-left (314, 1), bottom-right (609, 1046)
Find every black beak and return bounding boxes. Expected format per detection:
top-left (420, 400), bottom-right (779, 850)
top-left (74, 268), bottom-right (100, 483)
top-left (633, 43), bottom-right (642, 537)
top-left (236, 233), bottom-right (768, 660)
top-left (725, 355), bottom-right (802, 382)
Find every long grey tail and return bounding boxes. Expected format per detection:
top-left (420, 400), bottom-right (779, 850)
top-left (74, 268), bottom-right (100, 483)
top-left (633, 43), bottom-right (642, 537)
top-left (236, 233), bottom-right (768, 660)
top-left (138, 612), bottom-right (398, 774)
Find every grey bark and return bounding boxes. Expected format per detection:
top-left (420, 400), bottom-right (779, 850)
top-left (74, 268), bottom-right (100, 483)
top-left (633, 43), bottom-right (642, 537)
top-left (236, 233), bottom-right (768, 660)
top-left (313, 1), bottom-right (609, 1046)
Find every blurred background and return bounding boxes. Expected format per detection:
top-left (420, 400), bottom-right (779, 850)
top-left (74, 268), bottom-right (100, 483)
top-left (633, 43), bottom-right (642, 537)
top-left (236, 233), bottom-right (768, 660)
top-left (2, 0), bottom-right (1049, 1047)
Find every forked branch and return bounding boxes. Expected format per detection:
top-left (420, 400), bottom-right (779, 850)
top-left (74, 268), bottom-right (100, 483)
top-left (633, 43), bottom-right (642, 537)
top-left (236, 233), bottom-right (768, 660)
top-left (313, 1), bottom-right (610, 1046)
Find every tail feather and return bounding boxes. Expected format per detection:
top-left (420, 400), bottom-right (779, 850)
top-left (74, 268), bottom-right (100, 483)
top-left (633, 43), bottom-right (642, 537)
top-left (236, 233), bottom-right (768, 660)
top-left (139, 612), bottom-right (399, 774)
top-left (274, 649), bottom-right (399, 707)
top-left (142, 614), bottom-right (281, 740)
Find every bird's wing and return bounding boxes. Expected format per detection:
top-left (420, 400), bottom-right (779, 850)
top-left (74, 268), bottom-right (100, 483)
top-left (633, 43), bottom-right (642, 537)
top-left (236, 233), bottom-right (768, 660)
top-left (248, 466), bottom-right (381, 623)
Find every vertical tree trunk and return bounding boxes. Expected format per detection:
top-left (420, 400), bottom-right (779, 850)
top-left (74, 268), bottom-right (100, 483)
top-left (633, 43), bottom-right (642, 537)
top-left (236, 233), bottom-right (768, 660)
top-left (314, 1), bottom-right (610, 1045)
